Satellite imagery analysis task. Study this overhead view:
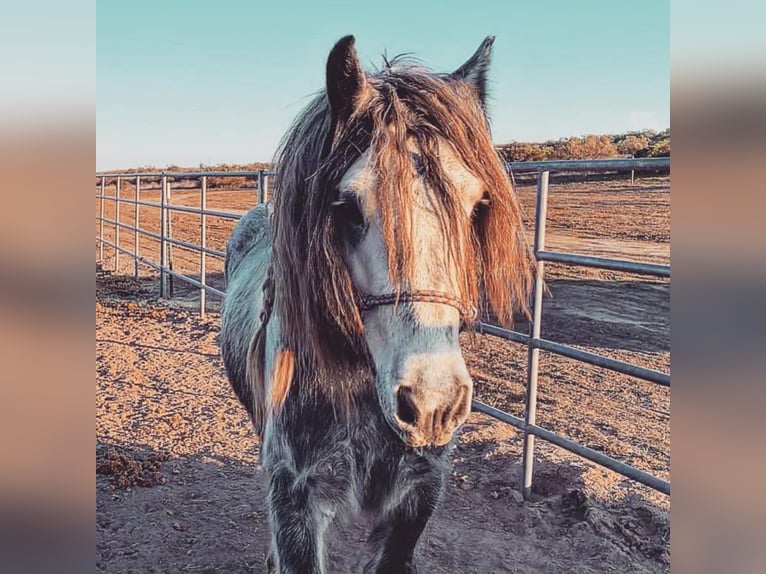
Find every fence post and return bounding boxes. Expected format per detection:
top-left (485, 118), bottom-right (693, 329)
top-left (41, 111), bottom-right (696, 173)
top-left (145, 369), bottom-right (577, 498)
top-left (160, 175), bottom-right (168, 298)
top-left (631, 169), bottom-right (635, 186)
top-left (257, 170), bottom-right (265, 204)
top-left (200, 175), bottom-right (207, 318)
top-left (99, 176), bottom-right (105, 262)
top-left (134, 176), bottom-right (141, 278)
top-left (167, 179), bottom-right (174, 298)
top-left (114, 176), bottom-right (121, 272)
top-left (263, 172), bottom-right (269, 202)
top-left (521, 169), bottom-right (550, 499)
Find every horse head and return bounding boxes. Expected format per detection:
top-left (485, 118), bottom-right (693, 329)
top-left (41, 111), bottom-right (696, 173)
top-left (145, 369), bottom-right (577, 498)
top-left (271, 35), bottom-right (533, 447)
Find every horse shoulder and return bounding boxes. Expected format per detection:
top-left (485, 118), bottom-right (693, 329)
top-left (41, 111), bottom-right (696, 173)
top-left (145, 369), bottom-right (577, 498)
top-left (221, 203), bottom-right (274, 433)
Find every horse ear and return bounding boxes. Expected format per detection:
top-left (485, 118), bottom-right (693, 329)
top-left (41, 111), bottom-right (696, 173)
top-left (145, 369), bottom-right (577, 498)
top-left (450, 35), bottom-right (495, 108)
top-left (326, 35), bottom-right (368, 126)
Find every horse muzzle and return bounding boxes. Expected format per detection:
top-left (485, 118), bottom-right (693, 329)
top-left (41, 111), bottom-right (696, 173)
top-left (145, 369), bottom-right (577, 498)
top-left (390, 353), bottom-right (473, 447)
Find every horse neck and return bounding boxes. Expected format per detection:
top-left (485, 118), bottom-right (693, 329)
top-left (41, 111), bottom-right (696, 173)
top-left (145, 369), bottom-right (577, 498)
top-left (265, 287), bottom-right (371, 391)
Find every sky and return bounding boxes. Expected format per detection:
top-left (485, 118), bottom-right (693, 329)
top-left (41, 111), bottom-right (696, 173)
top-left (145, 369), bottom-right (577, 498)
top-left (97, 0), bottom-right (669, 171)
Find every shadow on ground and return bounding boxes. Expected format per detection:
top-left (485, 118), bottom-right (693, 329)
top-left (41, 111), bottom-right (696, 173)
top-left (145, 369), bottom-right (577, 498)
top-left (540, 278), bottom-right (670, 353)
top-left (96, 427), bottom-right (669, 574)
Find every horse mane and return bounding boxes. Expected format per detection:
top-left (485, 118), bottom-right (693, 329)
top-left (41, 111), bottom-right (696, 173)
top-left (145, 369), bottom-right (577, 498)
top-left (263, 57), bottom-right (534, 382)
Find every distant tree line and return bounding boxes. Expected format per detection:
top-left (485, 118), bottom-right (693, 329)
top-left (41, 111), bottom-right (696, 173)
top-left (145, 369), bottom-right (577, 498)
top-left (115, 161), bottom-right (272, 174)
top-left (105, 162), bottom-right (273, 190)
top-left (497, 129), bottom-right (670, 163)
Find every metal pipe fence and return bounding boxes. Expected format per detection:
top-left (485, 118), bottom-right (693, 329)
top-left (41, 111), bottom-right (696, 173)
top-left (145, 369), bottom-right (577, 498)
top-left (95, 157), bottom-right (670, 497)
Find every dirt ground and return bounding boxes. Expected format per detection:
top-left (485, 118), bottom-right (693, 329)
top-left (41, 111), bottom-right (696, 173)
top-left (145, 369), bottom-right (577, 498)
top-left (96, 175), bottom-right (670, 573)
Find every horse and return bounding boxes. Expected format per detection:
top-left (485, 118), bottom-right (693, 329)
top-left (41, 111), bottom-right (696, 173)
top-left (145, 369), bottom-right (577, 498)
top-left (220, 35), bottom-right (533, 573)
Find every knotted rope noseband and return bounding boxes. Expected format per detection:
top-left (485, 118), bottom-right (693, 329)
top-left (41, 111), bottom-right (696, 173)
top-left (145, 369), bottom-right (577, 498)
top-left (259, 262), bottom-right (477, 339)
top-left (357, 290), bottom-right (477, 322)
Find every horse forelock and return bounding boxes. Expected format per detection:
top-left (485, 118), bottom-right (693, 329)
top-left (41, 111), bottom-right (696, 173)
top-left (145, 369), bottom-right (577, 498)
top-left (270, 61), bottom-right (534, 374)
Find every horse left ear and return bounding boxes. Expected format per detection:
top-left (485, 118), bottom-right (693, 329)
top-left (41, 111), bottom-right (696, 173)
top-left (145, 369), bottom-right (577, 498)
top-left (326, 35), bottom-right (368, 128)
top-left (450, 35), bottom-right (495, 108)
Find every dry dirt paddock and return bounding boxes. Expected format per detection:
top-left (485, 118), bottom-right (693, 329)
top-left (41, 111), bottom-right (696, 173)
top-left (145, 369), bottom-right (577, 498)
top-left (96, 174), bottom-right (670, 573)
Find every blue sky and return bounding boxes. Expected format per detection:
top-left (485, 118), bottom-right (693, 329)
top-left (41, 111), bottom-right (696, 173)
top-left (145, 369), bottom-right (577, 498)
top-left (97, 0), bottom-right (669, 171)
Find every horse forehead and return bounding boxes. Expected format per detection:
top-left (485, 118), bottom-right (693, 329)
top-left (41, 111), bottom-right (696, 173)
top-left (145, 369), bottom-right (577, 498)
top-left (338, 142), bottom-right (482, 195)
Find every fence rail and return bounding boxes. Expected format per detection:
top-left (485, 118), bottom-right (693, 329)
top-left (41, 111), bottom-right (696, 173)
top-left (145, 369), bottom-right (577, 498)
top-left (507, 157), bottom-right (669, 173)
top-left (95, 157), bottom-right (670, 497)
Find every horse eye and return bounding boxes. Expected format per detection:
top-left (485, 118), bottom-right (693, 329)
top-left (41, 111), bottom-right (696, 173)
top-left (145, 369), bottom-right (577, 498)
top-left (332, 198), bottom-right (365, 228)
top-left (472, 192), bottom-right (491, 218)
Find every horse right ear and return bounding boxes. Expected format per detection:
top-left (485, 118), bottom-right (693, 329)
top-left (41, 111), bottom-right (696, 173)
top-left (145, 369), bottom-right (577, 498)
top-left (326, 35), bottom-right (368, 128)
top-left (450, 35), bottom-right (495, 110)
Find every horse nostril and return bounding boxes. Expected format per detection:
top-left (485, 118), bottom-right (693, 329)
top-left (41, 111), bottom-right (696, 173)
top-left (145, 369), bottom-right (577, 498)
top-left (451, 384), bottom-right (471, 425)
top-left (396, 386), bottom-right (418, 425)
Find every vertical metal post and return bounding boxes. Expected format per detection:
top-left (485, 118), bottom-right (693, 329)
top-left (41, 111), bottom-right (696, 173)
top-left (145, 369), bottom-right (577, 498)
top-left (167, 179), bottom-right (174, 298)
top-left (160, 175), bottom-right (168, 298)
top-left (263, 173), bottom-right (270, 203)
top-left (134, 176), bottom-right (141, 278)
top-left (199, 176), bottom-right (207, 318)
top-left (114, 176), bottom-right (121, 272)
top-left (630, 169), bottom-right (635, 186)
top-left (521, 170), bottom-right (549, 499)
top-left (99, 176), bottom-right (105, 262)
top-left (257, 170), bottom-right (265, 204)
